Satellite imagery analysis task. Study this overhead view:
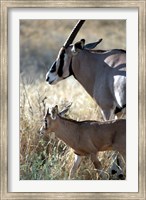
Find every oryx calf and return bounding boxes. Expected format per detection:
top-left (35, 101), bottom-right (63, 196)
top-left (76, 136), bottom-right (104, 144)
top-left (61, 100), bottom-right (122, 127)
top-left (40, 105), bottom-right (126, 179)
top-left (46, 20), bottom-right (126, 120)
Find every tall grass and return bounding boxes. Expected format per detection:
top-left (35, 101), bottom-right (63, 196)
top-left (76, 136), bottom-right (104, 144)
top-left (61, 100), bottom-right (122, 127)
top-left (20, 78), bottom-right (125, 180)
top-left (20, 20), bottom-right (126, 180)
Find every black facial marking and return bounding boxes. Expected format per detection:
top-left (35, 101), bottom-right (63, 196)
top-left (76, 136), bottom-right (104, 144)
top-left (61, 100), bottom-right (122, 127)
top-left (62, 59), bottom-right (77, 80)
top-left (44, 119), bottom-right (47, 129)
top-left (46, 76), bottom-right (49, 82)
top-left (58, 49), bottom-right (65, 77)
top-left (63, 59), bottom-right (72, 80)
top-left (50, 62), bottom-right (56, 73)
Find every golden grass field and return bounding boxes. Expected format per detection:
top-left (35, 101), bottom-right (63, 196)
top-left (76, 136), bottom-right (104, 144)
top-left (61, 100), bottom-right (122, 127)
top-left (20, 20), bottom-right (126, 180)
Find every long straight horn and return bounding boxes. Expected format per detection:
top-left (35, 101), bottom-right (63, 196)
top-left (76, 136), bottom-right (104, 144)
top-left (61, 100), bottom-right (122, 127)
top-left (63, 20), bottom-right (85, 48)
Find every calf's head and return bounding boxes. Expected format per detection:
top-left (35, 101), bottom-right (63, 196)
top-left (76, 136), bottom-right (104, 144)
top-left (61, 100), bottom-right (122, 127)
top-left (40, 105), bottom-right (59, 135)
top-left (40, 103), bottom-right (71, 135)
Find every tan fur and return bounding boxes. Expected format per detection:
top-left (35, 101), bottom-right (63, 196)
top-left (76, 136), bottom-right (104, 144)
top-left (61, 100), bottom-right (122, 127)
top-left (40, 105), bottom-right (126, 178)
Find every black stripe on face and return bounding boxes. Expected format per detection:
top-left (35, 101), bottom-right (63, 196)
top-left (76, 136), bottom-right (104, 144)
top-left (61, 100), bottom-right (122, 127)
top-left (58, 49), bottom-right (65, 77)
top-left (50, 61), bottom-right (56, 73)
top-left (44, 118), bottom-right (48, 129)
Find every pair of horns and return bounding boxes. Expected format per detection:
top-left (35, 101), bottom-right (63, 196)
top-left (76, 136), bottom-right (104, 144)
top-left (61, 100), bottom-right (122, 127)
top-left (47, 103), bottom-right (72, 117)
top-left (63, 20), bottom-right (85, 48)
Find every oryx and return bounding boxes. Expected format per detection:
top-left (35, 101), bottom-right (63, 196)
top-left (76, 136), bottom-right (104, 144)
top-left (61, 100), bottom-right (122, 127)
top-left (46, 20), bottom-right (126, 120)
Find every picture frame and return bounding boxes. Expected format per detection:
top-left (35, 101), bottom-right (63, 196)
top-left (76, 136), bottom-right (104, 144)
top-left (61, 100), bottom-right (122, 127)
top-left (0, 0), bottom-right (145, 199)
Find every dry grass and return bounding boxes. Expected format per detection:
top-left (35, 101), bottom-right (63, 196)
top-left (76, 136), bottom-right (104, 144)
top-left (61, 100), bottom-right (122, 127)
top-left (20, 78), bottom-right (125, 180)
top-left (20, 20), bottom-right (126, 180)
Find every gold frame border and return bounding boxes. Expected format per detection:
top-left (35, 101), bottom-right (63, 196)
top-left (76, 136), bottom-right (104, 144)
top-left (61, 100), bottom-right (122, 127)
top-left (0, 0), bottom-right (145, 199)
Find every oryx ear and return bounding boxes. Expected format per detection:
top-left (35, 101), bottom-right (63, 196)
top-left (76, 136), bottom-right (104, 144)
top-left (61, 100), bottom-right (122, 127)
top-left (84, 39), bottom-right (103, 49)
top-left (71, 39), bottom-right (85, 55)
top-left (60, 102), bottom-right (72, 117)
top-left (51, 105), bottom-right (59, 119)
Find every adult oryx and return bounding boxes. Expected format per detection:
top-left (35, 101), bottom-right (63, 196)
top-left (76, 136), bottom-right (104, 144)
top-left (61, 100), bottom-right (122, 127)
top-left (46, 20), bottom-right (126, 120)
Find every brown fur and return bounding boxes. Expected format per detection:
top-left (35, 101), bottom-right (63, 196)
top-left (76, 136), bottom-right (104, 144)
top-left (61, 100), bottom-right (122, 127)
top-left (40, 105), bottom-right (126, 178)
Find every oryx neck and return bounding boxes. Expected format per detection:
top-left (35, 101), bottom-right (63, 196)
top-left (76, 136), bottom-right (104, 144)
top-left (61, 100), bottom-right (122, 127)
top-left (69, 59), bottom-right (77, 79)
top-left (71, 51), bottom-right (99, 96)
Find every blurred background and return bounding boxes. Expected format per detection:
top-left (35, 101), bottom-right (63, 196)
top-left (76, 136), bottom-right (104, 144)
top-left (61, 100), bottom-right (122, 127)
top-left (20, 20), bottom-right (126, 180)
top-left (20, 20), bottom-right (126, 83)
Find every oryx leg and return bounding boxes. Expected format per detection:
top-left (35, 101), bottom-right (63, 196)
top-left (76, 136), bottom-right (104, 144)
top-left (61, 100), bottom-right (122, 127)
top-left (69, 154), bottom-right (82, 179)
top-left (114, 75), bottom-right (126, 108)
top-left (114, 75), bottom-right (126, 118)
top-left (90, 153), bottom-right (109, 180)
top-left (115, 106), bottom-right (126, 119)
top-left (100, 108), bottom-right (115, 121)
top-left (99, 104), bottom-right (126, 120)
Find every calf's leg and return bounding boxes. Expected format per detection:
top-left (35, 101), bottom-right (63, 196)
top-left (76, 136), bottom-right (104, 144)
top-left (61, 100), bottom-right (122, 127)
top-left (69, 154), bottom-right (82, 179)
top-left (90, 153), bottom-right (102, 170)
top-left (90, 153), bottom-right (109, 180)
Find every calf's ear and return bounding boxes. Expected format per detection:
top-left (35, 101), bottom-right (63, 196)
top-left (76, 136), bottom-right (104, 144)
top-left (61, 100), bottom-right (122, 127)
top-left (60, 102), bottom-right (72, 117)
